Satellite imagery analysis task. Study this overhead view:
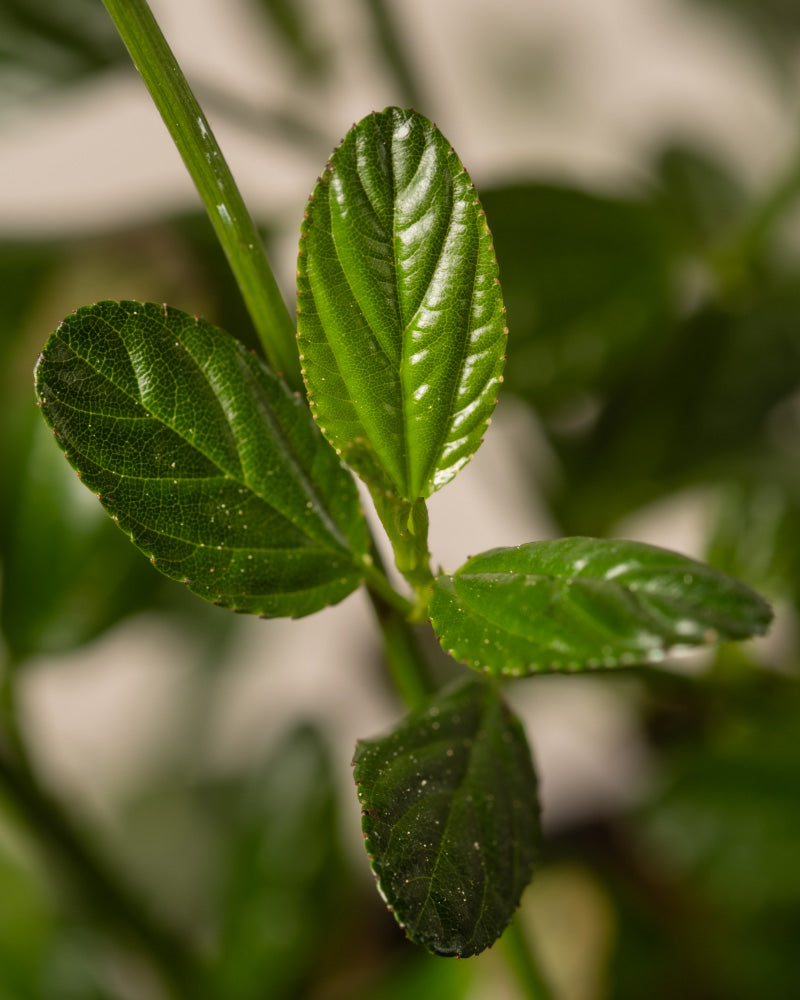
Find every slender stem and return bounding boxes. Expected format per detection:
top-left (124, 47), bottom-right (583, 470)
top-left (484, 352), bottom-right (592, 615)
top-left (364, 540), bottom-right (435, 712)
top-left (367, 588), bottom-right (434, 712)
top-left (0, 743), bottom-right (203, 999)
top-left (501, 916), bottom-right (558, 1000)
top-left (100, 0), bottom-right (301, 387)
top-left (361, 559), bottom-right (416, 619)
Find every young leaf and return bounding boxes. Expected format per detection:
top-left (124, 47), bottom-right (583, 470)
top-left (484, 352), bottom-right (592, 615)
top-left (34, 300), bottom-right (369, 618)
top-left (353, 678), bottom-right (541, 958)
top-left (429, 538), bottom-right (773, 675)
top-left (297, 107), bottom-right (507, 502)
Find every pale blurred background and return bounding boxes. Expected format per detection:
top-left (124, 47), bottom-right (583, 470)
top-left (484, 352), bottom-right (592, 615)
top-left (2, 1), bottom-right (799, 998)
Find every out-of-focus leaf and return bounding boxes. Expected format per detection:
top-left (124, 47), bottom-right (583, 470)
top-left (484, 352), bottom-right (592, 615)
top-left (706, 473), bottom-right (800, 614)
top-left (0, 407), bottom-right (158, 662)
top-left (686, 0), bottom-right (800, 76)
top-left (429, 539), bottom-right (772, 675)
top-left (482, 183), bottom-right (675, 415)
top-left (170, 213), bottom-right (263, 354)
top-left (641, 673), bottom-right (800, 912)
top-left (250, 0), bottom-right (329, 78)
top-left (35, 300), bottom-right (370, 618)
top-left (652, 143), bottom-right (749, 249)
top-left (351, 951), bottom-right (473, 1000)
top-left (0, 0), bottom-right (126, 103)
top-left (0, 831), bottom-right (121, 1000)
top-left (552, 284), bottom-right (800, 534)
top-left (0, 842), bottom-right (52, 1000)
top-left (626, 670), bottom-right (800, 1000)
top-left (0, 243), bottom-right (162, 661)
top-left (297, 107), bottom-right (506, 502)
top-left (209, 724), bottom-right (346, 999)
top-left (0, 243), bottom-right (58, 363)
top-left (353, 678), bottom-right (540, 957)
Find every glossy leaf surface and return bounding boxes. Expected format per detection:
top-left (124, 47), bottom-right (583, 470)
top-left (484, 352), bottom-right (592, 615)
top-left (430, 538), bottom-right (773, 675)
top-left (353, 678), bottom-right (540, 957)
top-left (297, 107), bottom-right (507, 501)
top-left (35, 300), bottom-right (369, 617)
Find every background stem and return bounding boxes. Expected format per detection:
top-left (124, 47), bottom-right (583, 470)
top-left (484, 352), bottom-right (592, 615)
top-left (0, 740), bottom-right (204, 998)
top-left (501, 916), bottom-right (558, 1000)
top-left (100, 0), bottom-right (301, 387)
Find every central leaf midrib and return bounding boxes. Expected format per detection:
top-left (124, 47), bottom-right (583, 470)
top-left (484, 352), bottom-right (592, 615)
top-left (392, 143), bottom-right (460, 499)
top-left (403, 700), bottom-right (492, 951)
top-left (432, 218), bottom-right (480, 484)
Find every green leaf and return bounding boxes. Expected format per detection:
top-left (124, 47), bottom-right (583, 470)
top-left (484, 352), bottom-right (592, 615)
top-left (34, 300), bottom-right (369, 618)
top-left (297, 107), bottom-right (507, 502)
top-left (429, 538), bottom-right (773, 675)
top-left (353, 678), bottom-right (541, 958)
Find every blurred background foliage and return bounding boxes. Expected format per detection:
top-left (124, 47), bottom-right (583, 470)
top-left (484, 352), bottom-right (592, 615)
top-left (1, 0), bottom-right (799, 998)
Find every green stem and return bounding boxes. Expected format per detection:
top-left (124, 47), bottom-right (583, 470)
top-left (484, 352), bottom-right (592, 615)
top-left (364, 541), bottom-right (435, 712)
top-left (501, 916), bottom-right (557, 1000)
top-left (100, 0), bottom-right (300, 387)
top-left (367, 589), bottom-right (434, 712)
top-left (361, 559), bottom-right (416, 619)
top-left (0, 742), bottom-right (203, 999)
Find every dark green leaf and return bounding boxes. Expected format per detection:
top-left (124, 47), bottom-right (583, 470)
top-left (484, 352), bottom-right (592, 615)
top-left (0, 838), bottom-right (52, 1000)
top-left (353, 678), bottom-right (540, 957)
top-left (251, 0), bottom-right (329, 78)
top-left (652, 143), bottom-right (748, 248)
top-left (0, 409), bottom-right (157, 661)
top-left (482, 183), bottom-right (675, 415)
top-left (551, 289), bottom-right (800, 535)
top-left (429, 538), bottom-right (773, 675)
top-left (297, 107), bottom-right (507, 502)
top-left (616, 670), bottom-right (800, 1000)
top-left (0, 0), bottom-right (126, 100)
top-left (34, 300), bottom-right (369, 618)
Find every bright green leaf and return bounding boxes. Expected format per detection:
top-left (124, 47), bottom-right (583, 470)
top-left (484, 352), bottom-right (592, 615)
top-left (429, 538), bottom-right (773, 675)
top-left (353, 678), bottom-right (541, 958)
top-left (34, 300), bottom-right (369, 618)
top-left (297, 107), bottom-right (507, 502)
